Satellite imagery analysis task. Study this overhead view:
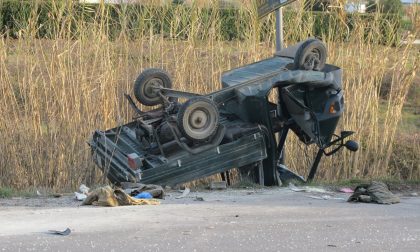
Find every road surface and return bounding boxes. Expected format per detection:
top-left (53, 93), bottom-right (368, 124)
top-left (0, 187), bottom-right (419, 251)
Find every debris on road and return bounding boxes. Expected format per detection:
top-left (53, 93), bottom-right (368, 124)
top-left (74, 184), bottom-right (90, 201)
top-left (133, 192), bottom-right (153, 199)
top-left (348, 181), bottom-right (400, 204)
top-left (121, 182), bottom-right (164, 199)
top-left (79, 184), bottom-right (90, 195)
top-left (175, 187), bottom-right (190, 199)
top-left (288, 183), bottom-right (328, 193)
top-left (306, 195), bottom-right (345, 201)
top-left (288, 183), bottom-right (347, 201)
top-left (47, 228), bottom-right (71, 236)
top-left (82, 186), bottom-right (159, 207)
top-left (74, 192), bottom-right (87, 201)
top-left (339, 187), bottom-right (354, 193)
top-left (194, 196), bottom-right (205, 201)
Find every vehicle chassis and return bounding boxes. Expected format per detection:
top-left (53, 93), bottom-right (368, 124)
top-left (89, 39), bottom-right (358, 187)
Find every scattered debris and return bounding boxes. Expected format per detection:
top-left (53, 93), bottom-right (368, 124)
top-left (339, 187), bottom-right (354, 193)
top-left (121, 182), bottom-right (164, 199)
top-left (307, 195), bottom-right (346, 201)
top-left (79, 184), bottom-right (90, 195)
top-left (210, 181), bottom-right (227, 190)
top-left (175, 187), bottom-right (190, 199)
top-left (82, 186), bottom-right (160, 207)
top-left (74, 184), bottom-right (90, 201)
top-left (288, 183), bottom-right (328, 193)
top-left (74, 192), bottom-right (87, 201)
top-left (133, 192), bottom-right (153, 199)
top-left (288, 183), bottom-right (305, 192)
top-left (348, 181), bottom-right (400, 204)
top-left (48, 228), bottom-right (71, 236)
top-left (194, 196), bottom-right (205, 201)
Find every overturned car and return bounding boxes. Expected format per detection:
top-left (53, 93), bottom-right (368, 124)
top-left (89, 39), bottom-right (358, 187)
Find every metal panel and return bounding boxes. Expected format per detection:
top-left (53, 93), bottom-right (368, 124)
top-left (90, 129), bottom-right (267, 186)
top-left (141, 133), bottom-right (267, 186)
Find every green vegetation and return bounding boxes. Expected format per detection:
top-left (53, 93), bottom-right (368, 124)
top-left (0, 187), bottom-right (14, 198)
top-left (367, 0), bottom-right (404, 14)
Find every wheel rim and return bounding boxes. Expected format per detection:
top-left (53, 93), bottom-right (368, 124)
top-left (303, 49), bottom-right (321, 70)
top-left (189, 109), bottom-right (209, 129)
top-left (143, 78), bottom-right (163, 99)
top-left (182, 101), bottom-right (218, 140)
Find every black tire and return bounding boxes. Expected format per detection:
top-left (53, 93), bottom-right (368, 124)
top-left (177, 97), bottom-right (219, 142)
top-left (294, 39), bottom-right (327, 71)
top-left (133, 68), bottom-right (173, 106)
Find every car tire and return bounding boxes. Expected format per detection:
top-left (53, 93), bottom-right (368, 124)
top-left (294, 39), bottom-right (327, 71)
top-left (133, 68), bottom-right (173, 106)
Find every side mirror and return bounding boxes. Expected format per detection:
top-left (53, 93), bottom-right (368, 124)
top-left (345, 140), bottom-right (359, 152)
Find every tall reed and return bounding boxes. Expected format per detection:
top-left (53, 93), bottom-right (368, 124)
top-left (0, 0), bottom-right (417, 189)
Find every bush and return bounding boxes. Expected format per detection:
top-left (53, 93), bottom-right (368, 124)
top-left (367, 0), bottom-right (403, 14)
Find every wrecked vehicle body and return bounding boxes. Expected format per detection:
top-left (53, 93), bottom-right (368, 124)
top-left (88, 38), bottom-right (359, 187)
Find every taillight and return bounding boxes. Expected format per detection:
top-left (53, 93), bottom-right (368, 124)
top-left (127, 153), bottom-right (142, 170)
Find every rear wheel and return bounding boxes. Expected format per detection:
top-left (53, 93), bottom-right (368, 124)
top-left (177, 97), bottom-right (219, 142)
top-left (133, 68), bottom-right (173, 106)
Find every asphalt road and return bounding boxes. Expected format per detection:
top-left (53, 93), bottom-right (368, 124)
top-left (0, 188), bottom-right (419, 251)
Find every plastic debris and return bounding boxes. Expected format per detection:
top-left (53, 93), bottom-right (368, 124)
top-left (75, 192), bottom-right (87, 201)
top-left (339, 187), bottom-right (354, 193)
top-left (288, 183), bottom-right (328, 193)
top-left (79, 184), bottom-right (90, 195)
top-left (134, 192), bottom-right (153, 199)
top-left (307, 195), bottom-right (345, 200)
top-left (176, 187), bottom-right (190, 199)
top-left (48, 228), bottom-right (71, 236)
top-left (121, 182), bottom-right (164, 199)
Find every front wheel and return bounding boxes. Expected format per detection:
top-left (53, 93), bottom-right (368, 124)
top-left (294, 39), bottom-right (327, 71)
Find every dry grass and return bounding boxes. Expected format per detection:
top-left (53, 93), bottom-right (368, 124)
top-left (0, 1), bottom-right (418, 189)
